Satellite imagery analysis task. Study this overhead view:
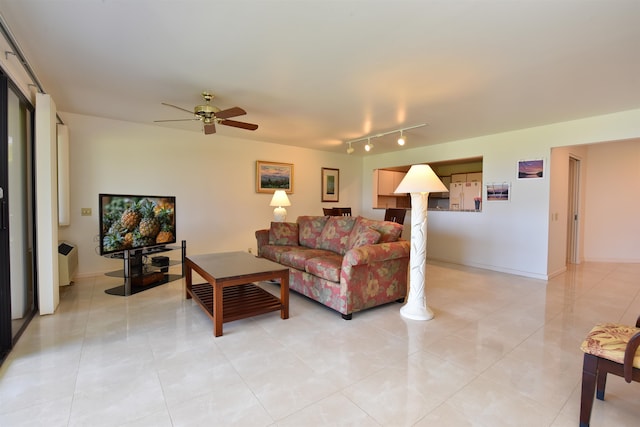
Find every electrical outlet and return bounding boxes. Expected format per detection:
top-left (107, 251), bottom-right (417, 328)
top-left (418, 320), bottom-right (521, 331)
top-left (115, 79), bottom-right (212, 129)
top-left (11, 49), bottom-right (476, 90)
top-left (81, 208), bottom-right (92, 216)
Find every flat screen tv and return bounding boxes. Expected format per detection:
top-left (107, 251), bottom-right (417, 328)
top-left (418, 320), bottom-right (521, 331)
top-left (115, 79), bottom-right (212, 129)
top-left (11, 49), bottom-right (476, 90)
top-left (99, 193), bottom-right (176, 255)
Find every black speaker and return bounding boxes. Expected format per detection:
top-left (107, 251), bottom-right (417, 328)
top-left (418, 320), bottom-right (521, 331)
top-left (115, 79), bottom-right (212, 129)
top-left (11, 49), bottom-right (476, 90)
top-left (152, 256), bottom-right (170, 272)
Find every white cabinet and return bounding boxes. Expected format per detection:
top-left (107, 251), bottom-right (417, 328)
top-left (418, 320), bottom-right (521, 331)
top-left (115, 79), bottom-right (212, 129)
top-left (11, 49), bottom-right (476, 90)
top-left (467, 172), bottom-right (482, 182)
top-left (373, 169), bottom-right (410, 208)
top-left (451, 173), bottom-right (467, 183)
top-left (378, 170), bottom-right (406, 195)
top-left (452, 172), bottom-right (482, 183)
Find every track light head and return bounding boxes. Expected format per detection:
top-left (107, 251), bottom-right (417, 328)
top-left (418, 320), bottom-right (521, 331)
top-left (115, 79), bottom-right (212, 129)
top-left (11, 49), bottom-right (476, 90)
top-left (397, 130), bottom-right (406, 146)
top-left (346, 142), bottom-right (354, 154)
top-left (364, 138), bottom-right (373, 152)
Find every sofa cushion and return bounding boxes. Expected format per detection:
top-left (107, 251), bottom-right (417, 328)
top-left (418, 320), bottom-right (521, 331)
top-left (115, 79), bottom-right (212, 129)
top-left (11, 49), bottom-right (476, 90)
top-left (305, 254), bottom-right (343, 283)
top-left (268, 222), bottom-right (299, 245)
top-left (349, 227), bottom-right (381, 249)
top-left (280, 248), bottom-right (334, 270)
top-left (298, 216), bottom-right (329, 248)
top-left (350, 216), bottom-right (403, 245)
top-left (318, 216), bottom-right (357, 254)
top-left (261, 245), bottom-right (298, 263)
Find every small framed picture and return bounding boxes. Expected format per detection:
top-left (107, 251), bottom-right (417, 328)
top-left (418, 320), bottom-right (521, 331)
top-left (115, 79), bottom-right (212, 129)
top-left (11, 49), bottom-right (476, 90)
top-left (486, 182), bottom-right (510, 201)
top-left (321, 167), bottom-right (339, 202)
top-left (517, 159), bottom-right (544, 179)
top-left (256, 161), bottom-right (294, 193)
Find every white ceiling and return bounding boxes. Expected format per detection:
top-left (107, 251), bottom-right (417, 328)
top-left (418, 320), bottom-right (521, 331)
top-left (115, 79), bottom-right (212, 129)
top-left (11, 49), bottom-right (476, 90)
top-left (0, 0), bottom-right (638, 154)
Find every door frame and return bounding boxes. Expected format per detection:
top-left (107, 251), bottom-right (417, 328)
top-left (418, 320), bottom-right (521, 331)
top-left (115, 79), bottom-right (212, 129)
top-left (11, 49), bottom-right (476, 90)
top-left (0, 74), bottom-right (37, 363)
top-left (566, 155), bottom-right (581, 264)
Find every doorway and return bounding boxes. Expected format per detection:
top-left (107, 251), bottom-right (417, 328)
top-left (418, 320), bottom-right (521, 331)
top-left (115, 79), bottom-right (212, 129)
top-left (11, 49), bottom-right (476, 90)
top-left (566, 156), bottom-right (581, 264)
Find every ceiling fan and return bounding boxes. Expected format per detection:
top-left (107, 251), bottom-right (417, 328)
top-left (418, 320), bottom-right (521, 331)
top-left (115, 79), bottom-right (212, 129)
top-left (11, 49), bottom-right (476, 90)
top-left (154, 91), bottom-right (258, 135)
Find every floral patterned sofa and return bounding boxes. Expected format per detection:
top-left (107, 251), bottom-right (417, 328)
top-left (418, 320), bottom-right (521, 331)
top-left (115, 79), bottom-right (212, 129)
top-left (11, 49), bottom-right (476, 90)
top-left (255, 215), bottom-right (410, 319)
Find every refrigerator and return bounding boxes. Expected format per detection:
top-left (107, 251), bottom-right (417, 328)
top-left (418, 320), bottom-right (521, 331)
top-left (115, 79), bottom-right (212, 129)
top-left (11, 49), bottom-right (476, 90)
top-left (449, 181), bottom-right (481, 210)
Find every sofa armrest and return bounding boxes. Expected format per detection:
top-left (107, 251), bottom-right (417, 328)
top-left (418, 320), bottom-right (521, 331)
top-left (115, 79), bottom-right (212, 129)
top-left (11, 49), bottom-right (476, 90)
top-left (343, 240), bottom-right (410, 266)
top-left (255, 229), bottom-right (269, 257)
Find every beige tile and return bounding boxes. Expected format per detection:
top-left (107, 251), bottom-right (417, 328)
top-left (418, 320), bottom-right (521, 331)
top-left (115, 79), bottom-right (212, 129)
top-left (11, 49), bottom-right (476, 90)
top-left (447, 376), bottom-right (557, 427)
top-left (416, 402), bottom-right (488, 427)
top-left (342, 353), bottom-right (475, 425)
top-left (424, 333), bottom-right (507, 374)
top-left (0, 396), bottom-right (72, 427)
top-left (276, 393), bottom-right (378, 426)
top-left (167, 382), bottom-right (274, 426)
top-left (243, 360), bottom-right (341, 420)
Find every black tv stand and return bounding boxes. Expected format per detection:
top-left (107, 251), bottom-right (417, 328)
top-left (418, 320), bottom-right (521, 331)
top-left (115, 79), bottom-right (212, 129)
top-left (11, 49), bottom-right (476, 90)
top-left (104, 240), bottom-right (186, 296)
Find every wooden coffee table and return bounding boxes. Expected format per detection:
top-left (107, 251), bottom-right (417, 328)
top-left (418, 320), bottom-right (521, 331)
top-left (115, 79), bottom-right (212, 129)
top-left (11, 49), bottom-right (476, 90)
top-left (184, 251), bottom-right (289, 337)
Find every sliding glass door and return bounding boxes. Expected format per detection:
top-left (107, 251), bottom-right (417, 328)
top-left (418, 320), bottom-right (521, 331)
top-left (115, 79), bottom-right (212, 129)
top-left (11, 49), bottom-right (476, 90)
top-left (0, 75), bottom-right (36, 362)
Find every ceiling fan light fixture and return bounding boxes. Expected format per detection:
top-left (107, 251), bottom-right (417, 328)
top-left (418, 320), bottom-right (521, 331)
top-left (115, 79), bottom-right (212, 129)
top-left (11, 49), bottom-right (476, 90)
top-left (155, 91), bottom-right (259, 135)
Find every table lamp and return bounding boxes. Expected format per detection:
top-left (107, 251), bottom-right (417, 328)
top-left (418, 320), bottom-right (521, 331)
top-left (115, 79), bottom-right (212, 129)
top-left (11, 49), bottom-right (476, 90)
top-left (394, 164), bottom-right (448, 320)
top-left (270, 190), bottom-right (291, 222)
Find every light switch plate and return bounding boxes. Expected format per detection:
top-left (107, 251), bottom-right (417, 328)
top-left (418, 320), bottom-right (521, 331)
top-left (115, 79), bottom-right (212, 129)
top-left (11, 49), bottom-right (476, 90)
top-left (81, 208), bottom-right (92, 216)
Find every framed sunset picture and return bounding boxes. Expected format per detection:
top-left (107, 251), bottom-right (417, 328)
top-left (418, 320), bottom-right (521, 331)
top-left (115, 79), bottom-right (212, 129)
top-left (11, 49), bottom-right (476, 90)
top-left (517, 159), bottom-right (544, 179)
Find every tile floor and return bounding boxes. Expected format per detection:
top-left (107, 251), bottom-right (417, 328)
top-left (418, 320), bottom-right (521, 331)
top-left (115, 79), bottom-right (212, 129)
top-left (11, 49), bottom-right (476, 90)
top-left (1, 261), bottom-right (639, 426)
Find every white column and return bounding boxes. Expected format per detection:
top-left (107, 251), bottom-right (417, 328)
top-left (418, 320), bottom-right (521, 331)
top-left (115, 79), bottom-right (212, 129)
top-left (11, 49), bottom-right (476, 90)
top-left (400, 192), bottom-right (433, 320)
top-left (35, 93), bottom-right (60, 314)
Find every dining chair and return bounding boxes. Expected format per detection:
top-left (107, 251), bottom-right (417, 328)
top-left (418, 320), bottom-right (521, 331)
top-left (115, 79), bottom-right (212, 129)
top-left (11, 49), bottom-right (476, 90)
top-left (333, 207), bottom-right (351, 216)
top-left (323, 208), bottom-right (335, 216)
top-left (384, 208), bottom-right (406, 225)
top-left (579, 314), bottom-right (640, 426)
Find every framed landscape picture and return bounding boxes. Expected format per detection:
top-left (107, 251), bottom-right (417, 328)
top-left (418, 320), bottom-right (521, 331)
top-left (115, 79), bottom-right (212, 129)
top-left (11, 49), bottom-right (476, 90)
top-left (517, 159), bottom-right (544, 179)
top-left (256, 161), bottom-right (294, 193)
top-left (321, 167), bottom-right (339, 202)
top-left (486, 182), bottom-right (510, 201)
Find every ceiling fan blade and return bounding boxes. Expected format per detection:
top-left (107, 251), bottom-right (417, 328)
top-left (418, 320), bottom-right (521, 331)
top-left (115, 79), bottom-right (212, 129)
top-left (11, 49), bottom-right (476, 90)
top-left (154, 118), bottom-right (200, 123)
top-left (204, 123), bottom-right (216, 135)
top-left (161, 102), bottom-right (194, 115)
top-left (219, 119), bottom-right (258, 131)
top-left (214, 106), bottom-right (246, 120)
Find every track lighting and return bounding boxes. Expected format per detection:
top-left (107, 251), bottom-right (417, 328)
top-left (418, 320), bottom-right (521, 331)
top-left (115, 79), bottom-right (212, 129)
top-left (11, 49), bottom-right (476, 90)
top-left (344, 123), bottom-right (426, 153)
top-left (346, 141), bottom-right (354, 154)
top-left (397, 130), bottom-right (405, 146)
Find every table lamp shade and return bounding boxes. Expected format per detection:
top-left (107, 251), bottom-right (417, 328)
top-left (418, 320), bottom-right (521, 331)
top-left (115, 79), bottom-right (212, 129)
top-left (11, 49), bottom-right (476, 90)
top-left (270, 190), bottom-right (291, 222)
top-left (394, 164), bottom-right (448, 194)
top-left (270, 190), bottom-right (291, 207)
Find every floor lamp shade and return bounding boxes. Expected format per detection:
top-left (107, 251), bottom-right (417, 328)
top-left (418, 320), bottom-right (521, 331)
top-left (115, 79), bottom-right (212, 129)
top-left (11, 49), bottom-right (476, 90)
top-left (394, 164), bottom-right (448, 194)
top-left (395, 164), bottom-right (448, 320)
top-left (269, 190), bottom-right (291, 222)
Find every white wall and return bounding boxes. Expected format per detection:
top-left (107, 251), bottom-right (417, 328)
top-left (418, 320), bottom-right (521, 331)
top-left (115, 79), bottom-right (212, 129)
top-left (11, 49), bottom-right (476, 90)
top-left (57, 108), bottom-right (640, 280)
top-left (363, 109), bottom-right (640, 279)
top-left (57, 112), bottom-right (363, 277)
top-left (583, 139), bottom-right (640, 262)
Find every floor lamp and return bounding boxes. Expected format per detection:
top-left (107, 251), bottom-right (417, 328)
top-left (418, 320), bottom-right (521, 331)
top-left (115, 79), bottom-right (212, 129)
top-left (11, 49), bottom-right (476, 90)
top-left (394, 164), bottom-right (448, 320)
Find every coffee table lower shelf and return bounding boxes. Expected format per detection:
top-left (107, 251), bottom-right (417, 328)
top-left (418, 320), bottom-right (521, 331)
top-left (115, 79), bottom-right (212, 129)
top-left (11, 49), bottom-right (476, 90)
top-left (188, 282), bottom-right (283, 325)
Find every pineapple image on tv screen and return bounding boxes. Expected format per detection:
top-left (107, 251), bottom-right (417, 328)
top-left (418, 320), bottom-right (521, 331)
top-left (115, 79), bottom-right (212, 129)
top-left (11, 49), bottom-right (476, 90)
top-left (99, 194), bottom-right (176, 255)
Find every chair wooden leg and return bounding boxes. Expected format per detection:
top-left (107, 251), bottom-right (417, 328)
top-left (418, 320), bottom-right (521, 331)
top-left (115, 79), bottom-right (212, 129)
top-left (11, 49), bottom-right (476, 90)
top-left (596, 369), bottom-right (607, 400)
top-left (580, 353), bottom-right (599, 427)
